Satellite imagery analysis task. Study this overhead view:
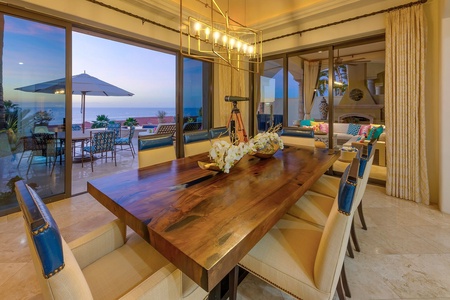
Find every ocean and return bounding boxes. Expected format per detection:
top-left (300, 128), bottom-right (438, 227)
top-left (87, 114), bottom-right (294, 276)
top-left (20, 106), bottom-right (200, 125)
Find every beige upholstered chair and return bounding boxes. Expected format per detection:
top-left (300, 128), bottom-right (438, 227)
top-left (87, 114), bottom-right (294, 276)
top-left (239, 159), bottom-right (360, 300)
top-left (15, 180), bottom-right (207, 300)
top-left (138, 134), bottom-right (176, 169)
top-left (183, 130), bottom-right (211, 157)
top-left (280, 127), bottom-right (316, 148)
top-left (301, 141), bottom-right (377, 229)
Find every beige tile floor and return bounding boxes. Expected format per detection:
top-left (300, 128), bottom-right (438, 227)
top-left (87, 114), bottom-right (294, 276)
top-left (2, 183), bottom-right (450, 299)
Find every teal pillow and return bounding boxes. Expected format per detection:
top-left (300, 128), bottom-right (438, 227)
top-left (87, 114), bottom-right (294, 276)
top-left (347, 123), bottom-right (361, 136)
top-left (300, 119), bottom-right (314, 127)
top-left (372, 126), bottom-right (384, 139)
top-left (366, 127), bottom-right (376, 140)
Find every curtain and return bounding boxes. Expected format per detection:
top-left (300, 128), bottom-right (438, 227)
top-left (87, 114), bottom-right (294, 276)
top-left (303, 61), bottom-right (320, 119)
top-left (218, 61), bottom-right (248, 127)
top-left (385, 4), bottom-right (429, 204)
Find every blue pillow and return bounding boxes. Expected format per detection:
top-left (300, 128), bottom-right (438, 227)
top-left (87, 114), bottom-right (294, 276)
top-left (300, 119), bottom-right (314, 127)
top-left (347, 123), bottom-right (361, 136)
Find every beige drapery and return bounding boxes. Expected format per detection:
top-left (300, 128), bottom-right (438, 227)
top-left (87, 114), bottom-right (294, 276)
top-left (217, 61), bottom-right (248, 127)
top-left (385, 4), bottom-right (429, 204)
top-left (304, 61), bottom-right (320, 119)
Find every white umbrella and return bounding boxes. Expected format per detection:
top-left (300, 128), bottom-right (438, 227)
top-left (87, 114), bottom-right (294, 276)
top-left (15, 72), bottom-right (134, 132)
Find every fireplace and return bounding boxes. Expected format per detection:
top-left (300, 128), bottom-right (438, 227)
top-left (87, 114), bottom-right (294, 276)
top-left (338, 113), bottom-right (374, 124)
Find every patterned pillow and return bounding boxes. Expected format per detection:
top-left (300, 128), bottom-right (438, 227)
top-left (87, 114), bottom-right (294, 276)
top-left (346, 123), bottom-right (361, 136)
top-left (358, 124), bottom-right (371, 136)
top-left (319, 123), bottom-right (329, 133)
top-left (310, 121), bottom-right (323, 132)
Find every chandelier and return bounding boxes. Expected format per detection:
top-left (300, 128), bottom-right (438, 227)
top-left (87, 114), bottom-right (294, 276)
top-left (180, 0), bottom-right (262, 73)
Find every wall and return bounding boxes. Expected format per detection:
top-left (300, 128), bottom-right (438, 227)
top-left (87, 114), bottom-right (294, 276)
top-left (440, 0), bottom-right (450, 212)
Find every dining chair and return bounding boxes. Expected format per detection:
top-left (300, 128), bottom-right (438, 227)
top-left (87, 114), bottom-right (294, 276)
top-left (14, 180), bottom-right (208, 300)
top-left (138, 133), bottom-right (176, 168)
top-left (183, 129), bottom-right (211, 157)
top-left (107, 122), bottom-right (121, 139)
top-left (26, 132), bottom-right (64, 175)
top-left (280, 127), bottom-right (315, 147)
top-left (82, 130), bottom-right (116, 172)
top-left (287, 140), bottom-right (377, 257)
top-left (209, 126), bottom-right (230, 143)
top-left (239, 158), bottom-right (360, 300)
top-left (115, 126), bottom-right (136, 158)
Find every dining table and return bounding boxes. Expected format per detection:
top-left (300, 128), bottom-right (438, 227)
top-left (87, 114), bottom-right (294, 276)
top-left (87, 145), bottom-right (339, 298)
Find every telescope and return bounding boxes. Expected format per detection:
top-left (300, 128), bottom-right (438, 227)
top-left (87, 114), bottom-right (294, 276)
top-left (224, 96), bottom-right (249, 102)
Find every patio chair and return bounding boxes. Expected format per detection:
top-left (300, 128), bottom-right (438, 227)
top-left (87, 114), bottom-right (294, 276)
top-left (14, 180), bottom-right (208, 300)
top-left (107, 122), bottom-right (121, 138)
top-left (82, 130), bottom-right (116, 172)
top-left (139, 123), bottom-right (176, 137)
top-left (138, 133), bottom-right (176, 168)
top-left (115, 126), bottom-right (136, 158)
top-left (183, 130), bottom-right (211, 157)
top-left (182, 122), bottom-right (202, 132)
top-left (239, 158), bottom-right (360, 300)
top-left (26, 132), bottom-right (64, 175)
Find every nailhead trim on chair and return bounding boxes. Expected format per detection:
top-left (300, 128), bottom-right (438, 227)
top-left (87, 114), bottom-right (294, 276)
top-left (43, 263), bottom-right (65, 279)
top-left (32, 222), bottom-right (50, 235)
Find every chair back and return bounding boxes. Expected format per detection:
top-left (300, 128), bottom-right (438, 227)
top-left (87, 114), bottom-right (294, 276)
top-left (15, 180), bottom-right (93, 299)
top-left (183, 130), bottom-right (211, 157)
top-left (154, 123), bottom-right (176, 135)
top-left (107, 122), bottom-right (121, 138)
top-left (90, 130), bottom-right (115, 154)
top-left (280, 127), bottom-right (315, 147)
top-left (32, 133), bottom-right (57, 157)
top-left (183, 122), bottom-right (202, 132)
top-left (314, 157), bottom-right (359, 295)
top-left (209, 126), bottom-right (230, 142)
top-left (138, 134), bottom-right (176, 168)
top-left (351, 139), bottom-right (377, 209)
top-left (34, 125), bottom-right (50, 133)
top-left (128, 126), bottom-right (136, 142)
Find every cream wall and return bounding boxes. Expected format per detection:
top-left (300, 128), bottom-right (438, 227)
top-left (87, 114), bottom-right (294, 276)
top-left (440, 0), bottom-right (450, 212)
top-left (2, 0), bottom-right (444, 207)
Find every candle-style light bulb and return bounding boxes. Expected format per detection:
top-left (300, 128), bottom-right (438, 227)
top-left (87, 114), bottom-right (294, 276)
top-left (248, 45), bottom-right (254, 55)
top-left (236, 40), bottom-right (242, 52)
top-left (194, 22), bottom-right (201, 38)
top-left (205, 27), bottom-right (210, 42)
top-left (229, 38), bottom-right (235, 50)
top-left (243, 43), bottom-right (248, 53)
top-left (213, 31), bottom-right (220, 45)
top-left (222, 35), bottom-right (227, 46)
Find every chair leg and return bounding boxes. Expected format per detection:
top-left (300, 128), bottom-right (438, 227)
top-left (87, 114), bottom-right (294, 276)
top-left (336, 277), bottom-right (347, 300)
top-left (358, 201), bottom-right (368, 230)
top-left (341, 263), bottom-right (351, 298)
top-left (26, 153), bottom-right (34, 175)
top-left (90, 153), bottom-right (94, 172)
top-left (350, 220), bottom-right (360, 252)
top-left (347, 239), bottom-right (354, 259)
top-left (130, 142), bottom-right (135, 158)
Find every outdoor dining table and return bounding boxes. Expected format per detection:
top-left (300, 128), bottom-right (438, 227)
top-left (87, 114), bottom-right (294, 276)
top-left (87, 145), bottom-right (339, 298)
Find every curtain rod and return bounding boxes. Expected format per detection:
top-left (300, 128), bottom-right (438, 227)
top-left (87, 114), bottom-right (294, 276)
top-left (86, 0), bottom-right (427, 43)
top-left (263, 0), bottom-right (428, 43)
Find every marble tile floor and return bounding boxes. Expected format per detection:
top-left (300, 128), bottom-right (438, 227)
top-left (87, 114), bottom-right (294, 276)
top-left (1, 184), bottom-right (449, 299)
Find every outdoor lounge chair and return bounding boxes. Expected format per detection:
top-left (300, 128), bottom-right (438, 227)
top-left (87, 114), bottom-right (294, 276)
top-left (139, 123), bottom-right (176, 137)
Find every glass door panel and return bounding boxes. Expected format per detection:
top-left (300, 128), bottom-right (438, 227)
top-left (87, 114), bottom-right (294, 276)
top-left (258, 58), bottom-right (283, 132)
top-left (0, 14), bottom-right (66, 215)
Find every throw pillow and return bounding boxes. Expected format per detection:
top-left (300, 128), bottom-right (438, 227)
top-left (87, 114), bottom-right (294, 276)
top-left (358, 124), bottom-right (371, 136)
top-left (300, 119), bottom-right (314, 127)
top-left (373, 126), bottom-right (384, 139)
top-left (319, 123), bottom-right (329, 133)
top-left (366, 127), bottom-right (376, 140)
top-left (346, 123), bottom-right (361, 136)
top-left (310, 121), bottom-right (323, 132)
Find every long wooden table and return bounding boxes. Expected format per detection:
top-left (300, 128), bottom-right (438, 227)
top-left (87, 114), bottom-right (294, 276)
top-left (87, 146), bottom-right (339, 293)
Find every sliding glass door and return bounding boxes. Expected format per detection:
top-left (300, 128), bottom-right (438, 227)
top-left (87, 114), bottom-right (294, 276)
top-left (0, 12), bottom-right (67, 215)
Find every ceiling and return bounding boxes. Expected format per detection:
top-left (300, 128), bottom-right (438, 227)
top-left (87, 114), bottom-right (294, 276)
top-left (124, 0), bottom-right (389, 62)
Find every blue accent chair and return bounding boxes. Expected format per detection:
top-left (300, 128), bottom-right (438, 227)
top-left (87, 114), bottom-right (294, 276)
top-left (183, 130), bottom-right (211, 157)
top-left (115, 126), bottom-right (136, 158)
top-left (138, 133), bottom-right (176, 168)
top-left (14, 180), bottom-right (207, 299)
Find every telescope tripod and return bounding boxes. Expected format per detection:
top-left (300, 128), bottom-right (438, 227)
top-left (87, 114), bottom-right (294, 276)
top-left (227, 101), bottom-right (248, 144)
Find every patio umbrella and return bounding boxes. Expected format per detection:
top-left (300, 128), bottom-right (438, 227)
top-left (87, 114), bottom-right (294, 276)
top-left (15, 72), bottom-right (134, 132)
